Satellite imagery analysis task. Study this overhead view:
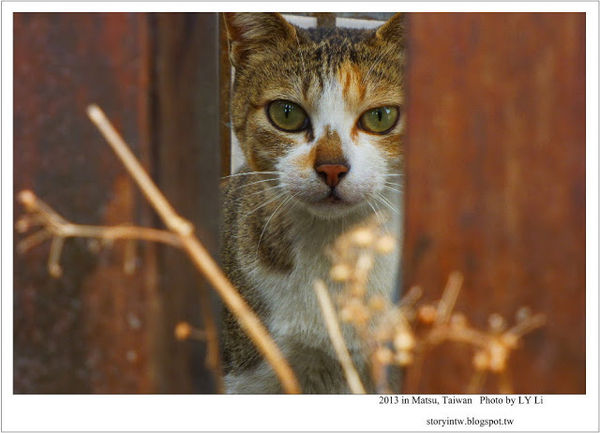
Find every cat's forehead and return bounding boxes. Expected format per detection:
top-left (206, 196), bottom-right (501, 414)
top-left (250, 28), bottom-right (403, 109)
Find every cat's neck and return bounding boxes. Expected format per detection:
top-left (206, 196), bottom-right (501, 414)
top-left (283, 188), bottom-right (402, 249)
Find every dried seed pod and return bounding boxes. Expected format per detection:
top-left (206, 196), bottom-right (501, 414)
top-left (393, 331), bottom-right (415, 351)
top-left (515, 306), bottom-right (532, 322)
top-left (340, 306), bottom-right (354, 323)
top-left (351, 228), bottom-right (375, 247)
top-left (355, 253), bottom-right (374, 279)
top-left (450, 313), bottom-right (468, 329)
top-left (350, 281), bottom-right (367, 297)
top-left (352, 303), bottom-right (371, 326)
top-left (374, 325), bottom-right (393, 342)
top-left (417, 304), bottom-right (437, 324)
top-left (18, 190), bottom-right (36, 208)
top-left (15, 218), bottom-right (30, 233)
top-left (174, 322), bottom-right (192, 340)
top-left (330, 264), bottom-right (351, 282)
top-left (394, 350), bottom-right (413, 366)
top-left (500, 332), bottom-right (519, 349)
top-left (473, 350), bottom-right (489, 370)
top-left (375, 235), bottom-right (396, 254)
top-left (368, 295), bottom-right (387, 311)
top-left (375, 347), bottom-right (393, 364)
top-left (48, 263), bottom-right (63, 278)
top-left (488, 313), bottom-right (506, 333)
top-left (487, 340), bottom-right (507, 372)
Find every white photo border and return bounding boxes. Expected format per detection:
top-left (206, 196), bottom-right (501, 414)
top-left (2, 2), bottom-right (598, 431)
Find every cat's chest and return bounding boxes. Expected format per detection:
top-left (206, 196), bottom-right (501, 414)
top-left (249, 245), bottom-right (333, 344)
top-left (248, 232), bottom-right (399, 353)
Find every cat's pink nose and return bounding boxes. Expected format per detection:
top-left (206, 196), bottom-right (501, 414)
top-left (315, 164), bottom-right (349, 188)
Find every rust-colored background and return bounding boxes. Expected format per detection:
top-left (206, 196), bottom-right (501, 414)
top-left (13, 12), bottom-right (222, 393)
top-left (14, 12), bottom-right (585, 393)
top-left (402, 13), bottom-right (586, 393)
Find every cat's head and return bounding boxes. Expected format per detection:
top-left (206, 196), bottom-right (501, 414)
top-left (225, 12), bottom-right (404, 219)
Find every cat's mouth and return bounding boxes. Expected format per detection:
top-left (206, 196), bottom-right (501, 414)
top-left (311, 189), bottom-right (360, 210)
top-left (322, 190), bottom-right (344, 204)
top-left (296, 186), bottom-right (368, 219)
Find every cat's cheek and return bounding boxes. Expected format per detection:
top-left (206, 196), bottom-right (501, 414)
top-left (275, 147), bottom-right (326, 199)
top-left (283, 175), bottom-right (329, 203)
top-left (336, 179), bottom-right (377, 204)
top-left (342, 140), bottom-right (388, 195)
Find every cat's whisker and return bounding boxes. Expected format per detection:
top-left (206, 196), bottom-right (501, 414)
top-left (231, 177), bottom-right (280, 191)
top-left (383, 173), bottom-right (403, 177)
top-left (374, 192), bottom-right (400, 215)
top-left (256, 192), bottom-right (299, 257)
top-left (367, 199), bottom-right (393, 237)
top-left (244, 184), bottom-right (286, 199)
top-left (244, 190), bottom-right (289, 217)
top-left (366, 200), bottom-right (385, 225)
top-left (383, 185), bottom-right (403, 194)
top-left (384, 185), bottom-right (403, 191)
top-left (221, 171), bottom-right (282, 179)
top-left (377, 190), bottom-right (398, 206)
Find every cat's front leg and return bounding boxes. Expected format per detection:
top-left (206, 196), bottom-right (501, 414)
top-left (224, 360), bottom-right (283, 394)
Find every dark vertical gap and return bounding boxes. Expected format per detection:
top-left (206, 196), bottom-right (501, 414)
top-left (147, 13), bottom-right (161, 231)
top-left (152, 12), bottom-right (223, 393)
top-left (313, 12), bottom-right (336, 28)
top-left (219, 14), bottom-right (232, 178)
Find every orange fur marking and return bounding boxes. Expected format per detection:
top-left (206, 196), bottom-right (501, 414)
top-left (338, 61), bottom-right (366, 106)
top-left (315, 128), bottom-right (344, 165)
top-left (293, 127), bottom-right (346, 171)
top-left (294, 145), bottom-right (318, 171)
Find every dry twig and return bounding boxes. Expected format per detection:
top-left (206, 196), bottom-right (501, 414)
top-left (322, 218), bottom-right (546, 394)
top-left (17, 104), bottom-right (300, 394)
top-left (88, 105), bottom-right (300, 393)
top-left (314, 279), bottom-right (366, 394)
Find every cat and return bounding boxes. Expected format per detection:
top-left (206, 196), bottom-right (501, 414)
top-left (221, 12), bottom-right (404, 393)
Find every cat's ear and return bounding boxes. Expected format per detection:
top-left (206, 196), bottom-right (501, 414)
top-left (223, 13), bottom-right (298, 68)
top-left (374, 13), bottom-right (405, 44)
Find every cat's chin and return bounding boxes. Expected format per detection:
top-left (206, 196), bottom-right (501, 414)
top-left (300, 199), bottom-right (364, 220)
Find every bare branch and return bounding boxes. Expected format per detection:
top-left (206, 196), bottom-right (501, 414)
top-left (314, 279), bottom-right (366, 394)
top-left (85, 104), bottom-right (300, 394)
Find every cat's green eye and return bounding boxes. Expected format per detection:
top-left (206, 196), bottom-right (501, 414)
top-left (358, 106), bottom-right (399, 134)
top-left (267, 100), bottom-right (309, 132)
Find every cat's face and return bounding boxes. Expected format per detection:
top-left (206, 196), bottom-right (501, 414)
top-left (226, 13), bottom-right (404, 219)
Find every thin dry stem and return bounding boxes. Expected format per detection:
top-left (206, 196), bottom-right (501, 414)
top-left (16, 191), bottom-right (182, 251)
top-left (467, 369), bottom-right (487, 393)
top-left (86, 104), bottom-right (300, 394)
top-left (17, 229), bottom-right (52, 254)
top-left (325, 219), bottom-right (545, 394)
top-left (198, 284), bottom-right (225, 393)
top-left (87, 105), bottom-right (192, 236)
top-left (48, 236), bottom-right (65, 277)
top-left (498, 369), bottom-right (514, 394)
top-left (507, 313), bottom-right (546, 337)
top-left (314, 279), bottom-right (366, 394)
top-left (435, 271), bottom-right (463, 325)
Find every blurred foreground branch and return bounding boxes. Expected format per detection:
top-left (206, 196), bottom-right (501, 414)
top-left (321, 218), bottom-right (546, 394)
top-left (17, 104), bottom-right (300, 394)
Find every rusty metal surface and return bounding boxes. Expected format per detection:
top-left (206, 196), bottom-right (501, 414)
top-left (14, 13), bottom-right (155, 393)
top-left (402, 13), bottom-right (585, 393)
top-left (14, 12), bottom-right (224, 394)
top-left (153, 13), bottom-right (222, 393)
